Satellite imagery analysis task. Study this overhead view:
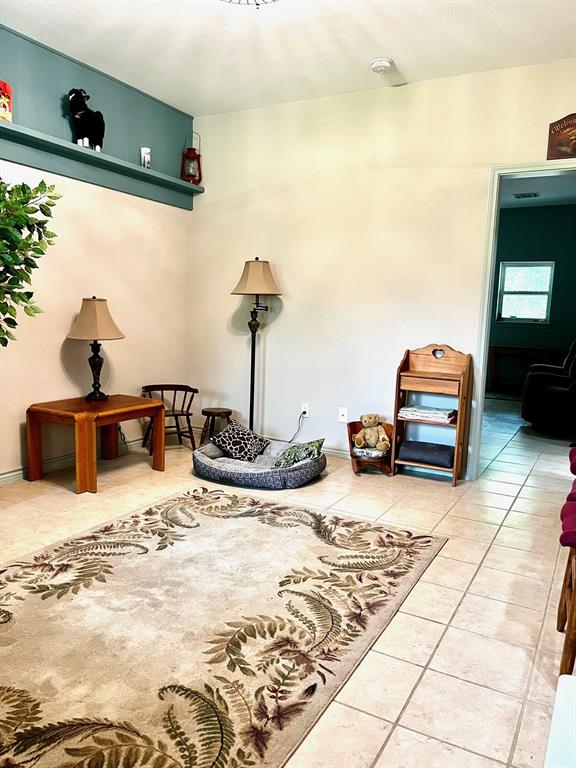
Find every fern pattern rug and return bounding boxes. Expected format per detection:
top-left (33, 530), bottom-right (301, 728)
top-left (0, 487), bottom-right (445, 768)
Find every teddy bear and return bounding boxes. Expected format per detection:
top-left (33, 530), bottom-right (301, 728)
top-left (353, 413), bottom-right (390, 453)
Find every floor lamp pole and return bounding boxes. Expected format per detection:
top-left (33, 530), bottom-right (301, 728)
top-left (248, 296), bottom-right (262, 431)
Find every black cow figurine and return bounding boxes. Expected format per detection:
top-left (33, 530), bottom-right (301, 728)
top-left (68, 89), bottom-right (105, 152)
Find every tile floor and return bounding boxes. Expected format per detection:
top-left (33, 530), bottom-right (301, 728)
top-left (1, 399), bottom-right (573, 768)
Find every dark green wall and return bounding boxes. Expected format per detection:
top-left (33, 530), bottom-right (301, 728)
top-left (488, 204), bottom-right (576, 386)
top-left (0, 25), bottom-right (196, 202)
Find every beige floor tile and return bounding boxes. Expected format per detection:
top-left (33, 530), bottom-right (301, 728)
top-left (482, 470), bottom-right (529, 485)
top-left (525, 475), bottom-right (571, 493)
top-left (469, 567), bottom-right (550, 612)
top-left (537, 612), bottom-right (565, 656)
top-left (379, 506), bottom-right (444, 531)
top-left (400, 669), bottom-right (522, 761)
top-left (0, 479), bottom-right (62, 502)
top-left (452, 594), bottom-right (544, 648)
top-left (329, 494), bottom-right (395, 519)
top-left (474, 479), bottom-right (523, 497)
top-left (336, 651), bottom-right (421, 721)
top-left (284, 702), bottom-right (391, 768)
top-left (386, 493), bottom-right (457, 514)
top-left (527, 652), bottom-right (562, 707)
top-left (553, 550), bottom-right (570, 584)
top-left (439, 537), bottom-right (491, 564)
top-left (493, 526), bottom-right (560, 556)
top-left (490, 460), bottom-right (535, 472)
top-left (519, 487), bottom-right (569, 505)
top-left (503, 511), bottom-right (560, 536)
top-left (421, 556), bottom-right (477, 590)
top-left (283, 486), bottom-right (348, 507)
top-left (430, 626), bottom-right (533, 697)
top-left (483, 545), bottom-right (556, 582)
top-left (511, 497), bottom-right (565, 519)
top-left (447, 502), bottom-right (508, 525)
top-left (374, 727), bottom-right (502, 768)
top-left (512, 700), bottom-right (554, 768)
top-left (496, 454), bottom-right (536, 467)
top-left (433, 516), bottom-right (499, 543)
top-left (372, 613), bottom-right (445, 666)
top-left (462, 491), bottom-right (514, 510)
top-left (400, 582), bottom-right (463, 623)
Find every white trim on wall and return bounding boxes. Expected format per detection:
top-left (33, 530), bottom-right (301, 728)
top-left (468, 158), bottom-right (576, 480)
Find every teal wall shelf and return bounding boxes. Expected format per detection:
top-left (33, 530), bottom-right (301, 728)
top-left (0, 121), bottom-right (204, 209)
top-left (0, 25), bottom-right (203, 209)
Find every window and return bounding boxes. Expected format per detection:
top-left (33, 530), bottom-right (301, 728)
top-left (496, 261), bottom-right (554, 323)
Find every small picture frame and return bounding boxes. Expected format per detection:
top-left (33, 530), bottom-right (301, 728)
top-left (0, 80), bottom-right (13, 123)
top-left (140, 147), bottom-right (151, 168)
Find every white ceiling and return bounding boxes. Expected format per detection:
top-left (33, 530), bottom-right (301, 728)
top-left (500, 170), bottom-right (576, 208)
top-left (1, 0), bottom-right (576, 116)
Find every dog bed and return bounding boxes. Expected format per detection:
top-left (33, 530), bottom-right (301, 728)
top-left (193, 440), bottom-right (326, 490)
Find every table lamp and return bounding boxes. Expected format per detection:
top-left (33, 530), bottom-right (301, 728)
top-left (231, 258), bottom-right (282, 430)
top-left (67, 297), bottom-right (124, 401)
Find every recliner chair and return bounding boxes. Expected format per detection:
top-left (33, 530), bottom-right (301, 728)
top-left (522, 340), bottom-right (576, 436)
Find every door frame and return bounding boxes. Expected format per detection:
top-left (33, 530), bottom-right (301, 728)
top-left (468, 158), bottom-right (576, 479)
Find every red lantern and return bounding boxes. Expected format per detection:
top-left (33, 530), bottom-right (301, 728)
top-left (181, 131), bottom-right (202, 185)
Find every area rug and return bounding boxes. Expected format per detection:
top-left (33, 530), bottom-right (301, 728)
top-left (0, 487), bottom-right (445, 768)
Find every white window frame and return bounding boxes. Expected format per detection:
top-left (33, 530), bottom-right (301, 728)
top-left (495, 260), bottom-right (555, 324)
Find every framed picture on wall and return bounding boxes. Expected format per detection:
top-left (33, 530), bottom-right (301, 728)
top-left (547, 114), bottom-right (576, 160)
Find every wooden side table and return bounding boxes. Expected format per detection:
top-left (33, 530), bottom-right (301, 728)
top-left (26, 394), bottom-right (165, 494)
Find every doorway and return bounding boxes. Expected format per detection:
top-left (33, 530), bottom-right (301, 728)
top-left (470, 160), bottom-right (576, 479)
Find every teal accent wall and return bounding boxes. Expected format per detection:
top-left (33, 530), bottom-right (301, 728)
top-left (0, 26), bottom-right (201, 208)
top-left (488, 204), bottom-right (576, 386)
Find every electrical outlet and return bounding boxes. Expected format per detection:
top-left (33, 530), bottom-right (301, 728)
top-left (301, 402), bottom-right (310, 418)
top-left (338, 406), bottom-right (348, 423)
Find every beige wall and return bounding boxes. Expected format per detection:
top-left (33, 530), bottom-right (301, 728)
top-left (2, 58), bottom-right (575, 476)
top-left (0, 161), bottom-right (191, 475)
top-left (190, 58), bottom-right (576, 454)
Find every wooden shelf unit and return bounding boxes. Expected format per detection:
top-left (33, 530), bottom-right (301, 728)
top-left (392, 344), bottom-right (473, 486)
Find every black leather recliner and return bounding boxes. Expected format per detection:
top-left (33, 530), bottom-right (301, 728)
top-left (521, 339), bottom-right (576, 436)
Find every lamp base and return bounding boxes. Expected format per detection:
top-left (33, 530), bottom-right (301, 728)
top-left (85, 390), bottom-right (108, 402)
top-left (85, 340), bottom-right (108, 402)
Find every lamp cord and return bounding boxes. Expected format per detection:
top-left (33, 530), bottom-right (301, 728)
top-left (287, 411), bottom-right (306, 444)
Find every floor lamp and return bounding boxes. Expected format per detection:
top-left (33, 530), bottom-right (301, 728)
top-left (231, 258), bottom-right (282, 430)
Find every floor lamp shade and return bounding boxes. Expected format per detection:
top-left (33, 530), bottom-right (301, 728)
top-left (231, 259), bottom-right (282, 297)
top-left (231, 259), bottom-right (281, 430)
top-left (67, 298), bottom-right (124, 402)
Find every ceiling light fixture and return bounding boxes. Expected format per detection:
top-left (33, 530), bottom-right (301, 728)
top-left (371, 58), bottom-right (395, 74)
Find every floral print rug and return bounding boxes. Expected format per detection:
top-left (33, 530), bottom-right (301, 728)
top-left (0, 487), bottom-right (445, 767)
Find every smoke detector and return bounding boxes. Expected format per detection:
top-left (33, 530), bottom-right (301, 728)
top-left (371, 58), bottom-right (395, 74)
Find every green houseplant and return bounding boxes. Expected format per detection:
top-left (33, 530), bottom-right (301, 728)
top-left (0, 178), bottom-right (60, 347)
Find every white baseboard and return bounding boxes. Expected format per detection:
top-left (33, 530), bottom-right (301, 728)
top-left (0, 437), bottom-right (145, 486)
top-left (0, 427), bottom-right (349, 487)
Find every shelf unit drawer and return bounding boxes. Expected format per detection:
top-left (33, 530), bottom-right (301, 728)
top-left (399, 375), bottom-right (460, 396)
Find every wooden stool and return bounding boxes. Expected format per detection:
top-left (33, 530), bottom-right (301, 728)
top-left (200, 408), bottom-right (232, 446)
top-left (557, 546), bottom-right (576, 675)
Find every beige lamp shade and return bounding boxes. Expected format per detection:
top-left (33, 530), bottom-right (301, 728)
top-left (67, 297), bottom-right (125, 341)
top-left (231, 258), bottom-right (282, 296)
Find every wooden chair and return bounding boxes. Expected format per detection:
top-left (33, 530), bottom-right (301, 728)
top-left (141, 384), bottom-right (199, 453)
top-left (557, 450), bottom-right (576, 675)
top-left (347, 421), bottom-right (393, 476)
top-left (557, 545), bottom-right (576, 675)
